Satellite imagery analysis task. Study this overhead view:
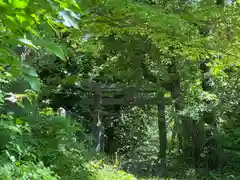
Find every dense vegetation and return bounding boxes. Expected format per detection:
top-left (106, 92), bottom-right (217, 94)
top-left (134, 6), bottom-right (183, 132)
top-left (1, 0), bottom-right (240, 179)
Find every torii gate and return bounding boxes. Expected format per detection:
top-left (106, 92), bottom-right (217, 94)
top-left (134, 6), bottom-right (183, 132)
top-left (79, 81), bottom-right (171, 154)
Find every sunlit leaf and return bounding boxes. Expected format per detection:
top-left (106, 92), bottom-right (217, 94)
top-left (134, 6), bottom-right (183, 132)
top-left (0, 90), bottom-right (4, 104)
top-left (18, 38), bottom-right (38, 49)
top-left (5, 93), bottom-right (18, 103)
top-left (15, 161), bottom-right (21, 166)
top-left (59, 10), bottom-right (79, 29)
top-left (22, 65), bottom-right (38, 77)
top-left (24, 75), bottom-right (41, 91)
top-left (62, 75), bottom-right (79, 85)
top-left (16, 118), bottom-right (24, 125)
top-left (33, 39), bottom-right (65, 60)
top-left (16, 14), bottom-right (26, 23)
top-left (0, 0), bottom-right (7, 7)
top-left (12, 0), bottom-right (29, 9)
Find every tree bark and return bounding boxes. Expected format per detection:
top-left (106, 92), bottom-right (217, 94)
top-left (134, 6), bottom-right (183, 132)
top-left (157, 91), bottom-right (167, 168)
top-left (92, 91), bottom-right (104, 152)
top-left (168, 61), bottom-right (194, 163)
top-left (195, 0), bottom-right (224, 168)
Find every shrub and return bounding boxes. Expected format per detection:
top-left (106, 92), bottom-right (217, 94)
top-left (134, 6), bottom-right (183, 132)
top-left (0, 161), bottom-right (58, 180)
top-left (0, 106), bottom-right (95, 179)
top-left (96, 166), bottom-right (136, 180)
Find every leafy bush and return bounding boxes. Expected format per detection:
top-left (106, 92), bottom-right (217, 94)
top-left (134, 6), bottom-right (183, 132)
top-left (97, 167), bottom-right (136, 180)
top-left (89, 160), bottom-right (137, 180)
top-left (0, 106), bottom-right (95, 179)
top-left (0, 161), bottom-right (58, 180)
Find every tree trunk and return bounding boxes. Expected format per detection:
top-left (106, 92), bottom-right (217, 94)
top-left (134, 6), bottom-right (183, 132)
top-left (157, 91), bottom-right (167, 169)
top-left (200, 59), bottom-right (218, 169)
top-left (92, 92), bottom-right (104, 152)
top-left (168, 61), bottom-right (194, 162)
top-left (195, 0), bottom-right (224, 168)
top-left (192, 119), bottom-right (205, 167)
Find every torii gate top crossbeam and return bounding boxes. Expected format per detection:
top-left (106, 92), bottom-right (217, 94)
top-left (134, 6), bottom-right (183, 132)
top-left (79, 81), bottom-right (171, 106)
top-left (78, 81), bottom-right (157, 93)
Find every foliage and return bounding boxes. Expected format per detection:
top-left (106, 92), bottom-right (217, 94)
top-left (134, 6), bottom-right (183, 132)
top-left (1, 0), bottom-right (240, 179)
top-left (88, 160), bottom-right (137, 180)
top-left (96, 167), bottom-right (136, 180)
top-left (0, 105), bottom-right (95, 179)
top-left (0, 161), bottom-right (58, 180)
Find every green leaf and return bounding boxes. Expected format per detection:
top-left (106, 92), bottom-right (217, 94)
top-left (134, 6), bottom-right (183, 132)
top-left (15, 161), bottom-right (21, 166)
top-left (59, 10), bottom-right (79, 29)
top-left (0, 90), bottom-right (4, 104)
top-left (62, 75), bottom-right (79, 85)
top-left (16, 118), bottom-right (24, 125)
top-left (22, 65), bottom-right (38, 77)
top-left (18, 38), bottom-right (38, 49)
top-left (33, 40), bottom-right (65, 60)
top-left (24, 75), bottom-right (41, 91)
top-left (16, 14), bottom-right (26, 23)
top-left (12, 0), bottom-right (29, 9)
top-left (0, 0), bottom-right (7, 7)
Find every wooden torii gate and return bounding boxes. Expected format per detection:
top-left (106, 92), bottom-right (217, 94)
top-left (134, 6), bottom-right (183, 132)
top-left (79, 81), bottom-right (171, 154)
